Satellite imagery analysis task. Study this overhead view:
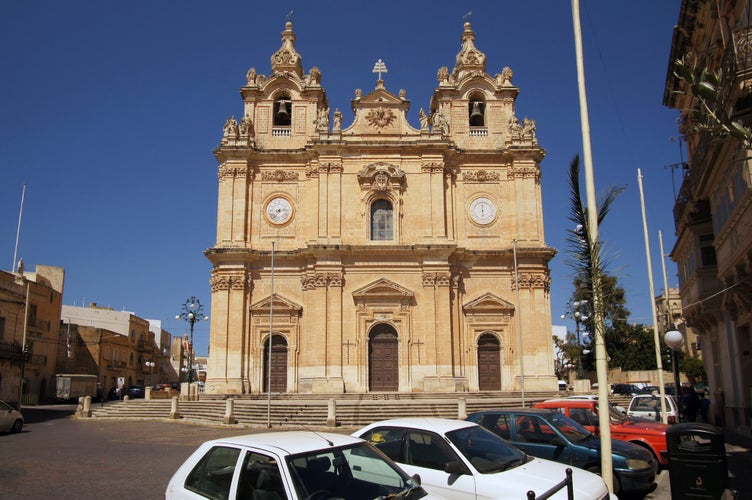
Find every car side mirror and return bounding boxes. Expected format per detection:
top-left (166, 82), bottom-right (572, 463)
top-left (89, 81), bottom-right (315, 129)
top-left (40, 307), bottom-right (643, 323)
top-left (444, 460), bottom-right (469, 475)
top-left (410, 474), bottom-right (421, 486)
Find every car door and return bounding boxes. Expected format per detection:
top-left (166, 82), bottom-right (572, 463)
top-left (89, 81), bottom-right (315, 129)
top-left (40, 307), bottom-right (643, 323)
top-left (509, 415), bottom-right (574, 464)
top-left (360, 427), bottom-right (477, 499)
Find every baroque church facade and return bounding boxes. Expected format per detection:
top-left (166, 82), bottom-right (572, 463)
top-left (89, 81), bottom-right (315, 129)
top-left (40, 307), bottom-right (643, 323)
top-left (204, 21), bottom-right (557, 395)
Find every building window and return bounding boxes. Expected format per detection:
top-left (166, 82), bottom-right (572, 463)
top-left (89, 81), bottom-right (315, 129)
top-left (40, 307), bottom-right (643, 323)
top-left (371, 199), bottom-right (393, 240)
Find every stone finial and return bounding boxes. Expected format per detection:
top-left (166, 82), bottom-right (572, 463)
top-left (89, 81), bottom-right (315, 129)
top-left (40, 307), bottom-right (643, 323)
top-left (453, 21), bottom-right (486, 79)
top-left (271, 21), bottom-right (303, 77)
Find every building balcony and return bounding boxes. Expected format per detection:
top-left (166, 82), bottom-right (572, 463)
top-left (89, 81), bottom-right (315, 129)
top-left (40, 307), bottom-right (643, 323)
top-left (272, 127), bottom-right (291, 137)
top-left (469, 127), bottom-right (488, 137)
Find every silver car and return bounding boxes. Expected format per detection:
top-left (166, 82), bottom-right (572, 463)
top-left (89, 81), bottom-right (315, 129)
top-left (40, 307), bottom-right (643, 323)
top-left (0, 400), bottom-right (23, 433)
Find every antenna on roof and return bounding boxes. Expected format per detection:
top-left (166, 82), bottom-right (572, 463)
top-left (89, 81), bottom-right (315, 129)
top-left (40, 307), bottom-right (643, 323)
top-left (462, 11), bottom-right (472, 22)
top-left (285, 10), bottom-right (294, 22)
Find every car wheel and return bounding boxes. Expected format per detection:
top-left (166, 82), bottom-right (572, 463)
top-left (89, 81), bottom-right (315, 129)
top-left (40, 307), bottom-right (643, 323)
top-left (11, 419), bottom-right (23, 433)
top-left (585, 465), bottom-right (621, 496)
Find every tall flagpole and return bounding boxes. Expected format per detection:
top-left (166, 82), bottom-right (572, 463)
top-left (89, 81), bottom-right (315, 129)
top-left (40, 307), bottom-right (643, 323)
top-left (638, 170), bottom-right (668, 422)
top-left (513, 239), bottom-right (525, 406)
top-left (13, 183), bottom-right (27, 272)
top-left (572, 0), bottom-right (612, 490)
top-left (267, 241), bottom-right (275, 428)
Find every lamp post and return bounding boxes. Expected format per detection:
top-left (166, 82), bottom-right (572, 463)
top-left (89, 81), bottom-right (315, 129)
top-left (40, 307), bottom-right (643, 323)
top-left (571, 300), bottom-right (590, 379)
top-left (175, 297), bottom-right (208, 384)
top-left (145, 360), bottom-right (155, 387)
top-left (665, 328), bottom-right (685, 398)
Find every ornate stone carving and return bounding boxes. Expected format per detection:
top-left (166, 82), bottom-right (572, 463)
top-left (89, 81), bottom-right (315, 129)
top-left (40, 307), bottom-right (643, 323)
top-left (301, 272), bottom-right (343, 289)
top-left (358, 162), bottom-right (406, 191)
top-left (507, 166), bottom-right (540, 181)
top-left (261, 169), bottom-right (298, 182)
top-left (421, 162), bottom-right (444, 173)
top-left (463, 170), bottom-right (500, 181)
top-left (366, 108), bottom-right (396, 129)
top-left (218, 165), bottom-right (248, 180)
top-left (422, 272), bottom-right (451, 287)
top-left (513, 272), bottom-right (551, 291)
top-left (270, 22), bottom-right (303, 77)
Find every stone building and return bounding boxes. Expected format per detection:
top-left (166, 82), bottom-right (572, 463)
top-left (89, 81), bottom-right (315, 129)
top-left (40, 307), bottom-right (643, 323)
top-left (664, 0), bottom-right (752, 434)
top-left (60, 304), bottom-right (176, 393)
top-left (205, 21), bottom-right (556, 395)
top-left (0, 263), bottom-right (64, 405)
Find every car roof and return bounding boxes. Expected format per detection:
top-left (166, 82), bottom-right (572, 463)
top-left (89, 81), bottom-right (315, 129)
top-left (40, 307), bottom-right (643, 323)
top-left (363, 417), bottom-right (477, 434)
top-left (205, 431), bottom-right (365, 455)
top-left (470, 408), bottom-right (556, 416)
top-left (537, 398), bottom-right (594, 406)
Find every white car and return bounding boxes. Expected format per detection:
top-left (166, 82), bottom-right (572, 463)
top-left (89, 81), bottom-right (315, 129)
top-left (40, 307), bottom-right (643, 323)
top-left (165, 430), bottom-right (442, 499)
top-left (562, 394), bottom-right (627, 415)
top-left (627, 394), bottom-right (680, 424)
top-left (0, 400), bottom-right (23, 433)
top-left (354, 417), bottom-right (616, 500)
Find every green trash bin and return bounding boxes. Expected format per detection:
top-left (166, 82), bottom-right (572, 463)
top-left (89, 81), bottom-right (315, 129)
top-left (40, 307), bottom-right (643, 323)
top-left (667, 422), bottom-right (729, 499)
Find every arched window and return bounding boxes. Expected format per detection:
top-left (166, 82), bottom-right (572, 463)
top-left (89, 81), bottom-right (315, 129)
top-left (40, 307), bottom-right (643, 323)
top-left (273, 94), bottom-right (291, 127)
top-left (469, 97), bottom-right (485, 127)
top-left (371, 199), bottom-right (393, 240)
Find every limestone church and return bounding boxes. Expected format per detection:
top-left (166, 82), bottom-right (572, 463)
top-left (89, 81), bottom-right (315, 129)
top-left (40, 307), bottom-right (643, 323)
top-left (204, 21), bottom-right (557, 395)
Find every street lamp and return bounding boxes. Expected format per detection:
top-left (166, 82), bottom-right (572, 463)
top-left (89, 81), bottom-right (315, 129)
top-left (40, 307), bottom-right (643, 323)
top-left (145, 360), bottom-right (155, 387)
top-left (567, 300), bottom-right (590, 379)
top-left (175, 297), bottom-right (209, 384)
top-left (665, 328), bottom-right (685, 398)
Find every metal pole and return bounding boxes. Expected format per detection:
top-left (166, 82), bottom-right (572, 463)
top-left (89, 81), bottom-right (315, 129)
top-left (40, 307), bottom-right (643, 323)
top-left (267, 241), bottom-right (274, 428)
top-left (571, 0), bottom-right (612, 489)
top-left (513, 239), bottom-right (525, 406)
top-left (189, 319), bottom-right (194, 384)
top-left (638, 169), bottom-right (668, 423)
top-left (13, 183), bottom-right (26, 272)
top-left (659, 231), bottom-right (682, 397)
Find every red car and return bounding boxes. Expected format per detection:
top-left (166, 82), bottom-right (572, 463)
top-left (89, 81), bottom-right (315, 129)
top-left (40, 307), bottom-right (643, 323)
top-left (534, 398), bottom-right (669, 465)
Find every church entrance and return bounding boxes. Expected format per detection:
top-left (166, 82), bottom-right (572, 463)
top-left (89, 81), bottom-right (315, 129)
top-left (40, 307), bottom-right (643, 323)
top-left (477, 333), bottom-right (501, 391)
top-left (369, 325), bottom-right (398, 391)
top-left (263, 334), bottom-right (288, 393)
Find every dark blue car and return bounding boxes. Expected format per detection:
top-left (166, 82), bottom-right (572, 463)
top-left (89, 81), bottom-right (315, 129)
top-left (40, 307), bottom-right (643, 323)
top-left (467, 408), bottom-right (657, 496)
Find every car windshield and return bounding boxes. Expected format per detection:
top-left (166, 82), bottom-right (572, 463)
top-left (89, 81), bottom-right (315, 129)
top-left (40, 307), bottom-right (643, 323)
top-left (545, 412), bottom-right (592, 442)
top-left (446, 425), bottom-right (527, 474)
top-left (608, 405), bottom-right (629, 423)
top-left (287, 442), bottom-right (426, 500)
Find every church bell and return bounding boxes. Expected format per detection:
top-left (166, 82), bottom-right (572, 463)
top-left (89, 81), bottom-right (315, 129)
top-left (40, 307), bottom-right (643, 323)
top-left (469, 101), bottom-right (484, 125)
top-left (276, 100), bottom-right (290, 123)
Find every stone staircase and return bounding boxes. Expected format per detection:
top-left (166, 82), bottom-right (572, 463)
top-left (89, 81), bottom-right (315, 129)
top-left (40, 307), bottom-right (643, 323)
top-left (89, 391), bottom-right (561, 428)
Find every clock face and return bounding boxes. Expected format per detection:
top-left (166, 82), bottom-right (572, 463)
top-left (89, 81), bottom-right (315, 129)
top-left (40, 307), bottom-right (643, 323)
top-left (265, 196), bottom-right (293, 225)
top-left (469, 197), bottom-right (497, 225)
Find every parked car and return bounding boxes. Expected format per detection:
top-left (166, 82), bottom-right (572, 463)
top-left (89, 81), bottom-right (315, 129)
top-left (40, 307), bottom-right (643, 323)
top-left (354, 417), bottom-right (615, 500)
top-left (627, 394), bottom-right (680, 424)
top-left (125, 385), bottom-right (144, 399)
top-left (560, 394), bottom-right (626, 414)
top-left (611, 383), bottom-right (640, 396)
top-left (534, 398), bottom-right (669, 465)
top-left (467, 408), bottom-right (657, 496)
top-left (165, 430), bottom-right (436, 499)
top-left (0, 400), bottom-right (23, 433)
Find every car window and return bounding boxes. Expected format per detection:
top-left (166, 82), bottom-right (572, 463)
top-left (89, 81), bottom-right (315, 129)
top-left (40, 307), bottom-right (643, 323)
top-left (569, 408), bottom-right (594, 426)
top-left (406, 431), bottom-right (457, 471)
top-left (185, 445), bottom-right (242, 500)
top-left (631, 397), bottom-right (658, 411)
top-left (514, 415), bottom-right (559, 444)
top-left (478, 413), bottom-right (511, 439)
top-left (360, 427), bottom-right (407, 462)
top-left (237, 451), bottom-right (287, 500)
top-left (446, 424), bottom-right (525, 474)
top-left (547, 412), bottom-right (591, 442)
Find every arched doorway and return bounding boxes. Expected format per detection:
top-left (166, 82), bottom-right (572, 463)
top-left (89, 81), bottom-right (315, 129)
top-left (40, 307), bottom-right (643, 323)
top-left (263, 334), bottom-right (288, 393)
top-left (369, 324), bottom-right (398, 391)
top-left (477, 333), bottom-right (501, 391)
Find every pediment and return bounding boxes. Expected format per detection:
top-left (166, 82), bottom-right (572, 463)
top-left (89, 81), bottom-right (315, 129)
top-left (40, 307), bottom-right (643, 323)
top-left (343, 81), bottom-right (419, 136)
top-left (357, 162), bottom-right (406, 191)
top-left (352, 278), bottom-right (415, 302)
top-left (463, 293), bottom-right (515, 314)
top-left (250, 293), bottom-right (302, 314)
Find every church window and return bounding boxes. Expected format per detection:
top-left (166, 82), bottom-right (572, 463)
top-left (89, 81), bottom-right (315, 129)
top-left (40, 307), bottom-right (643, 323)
top-left (371, 199), bottom-right (393, 240)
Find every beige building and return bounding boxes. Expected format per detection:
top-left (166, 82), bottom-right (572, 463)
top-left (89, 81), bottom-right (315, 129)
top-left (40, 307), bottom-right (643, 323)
top-left (0, 263), bottom-right (64, 405)
top-left (664, 0), bottom-right (752, 434)
top-left (205, 21), bottom-right (556, 395)
top-left (655, 287), bottom-right (701, 359)
top-left (61, 304), bottom-right (176, 393)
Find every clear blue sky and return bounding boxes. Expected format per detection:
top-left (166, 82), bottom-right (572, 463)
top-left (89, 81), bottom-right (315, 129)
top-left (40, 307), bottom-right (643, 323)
top-left (1, 1), bottom-right (683, 356)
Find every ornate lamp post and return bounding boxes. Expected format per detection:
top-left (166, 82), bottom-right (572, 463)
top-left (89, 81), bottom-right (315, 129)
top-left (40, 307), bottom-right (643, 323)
top-left (565, 299), bottom-right (589, 379)
top-left (664, 328), bottom-right (685, 398)
top-left (175, 297), bottom-right (208, 384)
top-left (145, 360), bottom-right (155, 387)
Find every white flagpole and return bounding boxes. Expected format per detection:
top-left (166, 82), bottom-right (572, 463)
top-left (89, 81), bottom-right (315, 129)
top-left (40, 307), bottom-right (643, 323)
top-left (13, 183), bottom-right (27, 272)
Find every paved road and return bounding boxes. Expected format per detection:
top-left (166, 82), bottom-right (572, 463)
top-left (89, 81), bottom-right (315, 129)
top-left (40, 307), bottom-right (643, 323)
top-left (2, 404), bottom-right (749, 499)
top-left (0, 404), bottom-right (287, 499)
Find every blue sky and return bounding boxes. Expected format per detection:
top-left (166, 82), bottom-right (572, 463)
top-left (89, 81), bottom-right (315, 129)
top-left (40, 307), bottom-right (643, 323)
top-left (1, 1), bottom-right (683, 356)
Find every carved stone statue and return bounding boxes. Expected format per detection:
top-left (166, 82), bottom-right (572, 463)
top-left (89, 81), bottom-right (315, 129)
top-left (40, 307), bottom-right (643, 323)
top-left (437, 66), bottom-right (449, 83)
top-left (223, 116), bottom-right (239, 138)
top-left (246, 68), bottom-right (257, 86)
top-left (239, 114), bottom-right (253, 136)
top-left (419, 108), bottom-right (429, 131)
top-left (333, 108), bottom-right (342, 131)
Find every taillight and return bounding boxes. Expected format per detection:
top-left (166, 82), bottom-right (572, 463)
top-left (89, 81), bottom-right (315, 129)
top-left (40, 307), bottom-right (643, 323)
top-left (668, 415), bottom-right (677, 424)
